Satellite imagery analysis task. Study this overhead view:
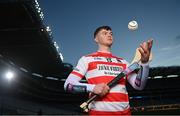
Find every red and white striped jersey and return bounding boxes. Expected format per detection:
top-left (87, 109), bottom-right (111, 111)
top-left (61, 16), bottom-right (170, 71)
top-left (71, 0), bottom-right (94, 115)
top-left (69, 51), bottom-right (131, 115)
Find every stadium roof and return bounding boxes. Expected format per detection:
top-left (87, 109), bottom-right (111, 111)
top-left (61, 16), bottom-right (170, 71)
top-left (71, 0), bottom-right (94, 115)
top-left (0, 0), bottom-right (72, 78)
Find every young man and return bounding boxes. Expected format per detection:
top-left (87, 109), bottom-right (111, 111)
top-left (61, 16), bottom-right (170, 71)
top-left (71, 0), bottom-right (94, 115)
top-left (64, 26), bottom-right (153, 115)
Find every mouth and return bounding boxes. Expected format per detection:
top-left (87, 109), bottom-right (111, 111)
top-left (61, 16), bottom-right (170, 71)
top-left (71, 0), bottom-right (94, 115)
top-left (108, 38), bottom-right (113, 41)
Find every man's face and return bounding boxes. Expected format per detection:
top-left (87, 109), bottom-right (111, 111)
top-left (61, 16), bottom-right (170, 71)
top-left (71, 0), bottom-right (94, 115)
top-left (95, 29), bottom-right (113, 47)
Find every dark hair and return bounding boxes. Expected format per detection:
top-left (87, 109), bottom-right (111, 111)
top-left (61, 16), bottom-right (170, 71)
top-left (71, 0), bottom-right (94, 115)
top-left (94, 26), bottom-right (112, 38)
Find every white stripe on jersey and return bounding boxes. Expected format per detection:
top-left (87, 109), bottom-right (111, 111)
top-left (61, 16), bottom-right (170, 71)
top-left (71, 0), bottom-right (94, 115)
top-left (86, 67), bottom-right (123, 79)
top-left (86, 56), bottom-right (125, 64)
top-left (110, 84), bottom-right (128, 94)
top-left (89, 101), bottom-right (130, 112)
top-left (86, 69), bottom-right (113, 79)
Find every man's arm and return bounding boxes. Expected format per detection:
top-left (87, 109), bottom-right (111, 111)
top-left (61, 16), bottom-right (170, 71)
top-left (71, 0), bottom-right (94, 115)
top-left (64, 73), bottom-right (95, 93)
top-left (64, 56), bottom-right (109, 95)
top-left (64, 56), bottom-right (95, 93)
top-left (127, 62), bottom-right (149, 90)
top-left (128, 39), bottom-right (152, 90)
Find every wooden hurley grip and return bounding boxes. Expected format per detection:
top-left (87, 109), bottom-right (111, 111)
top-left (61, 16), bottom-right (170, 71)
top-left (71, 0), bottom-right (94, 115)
top-left (80, 94), bottom-right (98, 112)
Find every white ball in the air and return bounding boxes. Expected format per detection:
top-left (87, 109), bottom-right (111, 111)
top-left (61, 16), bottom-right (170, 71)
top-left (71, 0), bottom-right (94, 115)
top-left (128, 20), bottom-right (138, 31)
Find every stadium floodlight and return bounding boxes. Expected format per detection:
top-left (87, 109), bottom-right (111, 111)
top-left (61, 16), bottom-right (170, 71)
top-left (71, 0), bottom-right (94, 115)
top-left (4, 70), bottom-right (15, 81)
top-left (59, 52), bottom-right (64, 61)
top-left (46, 26), bottom-right (51, 32)
top-left (53, 41), bottom-right (64, 61)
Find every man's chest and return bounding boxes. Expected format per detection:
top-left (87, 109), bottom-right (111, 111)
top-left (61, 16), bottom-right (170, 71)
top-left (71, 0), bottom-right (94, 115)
top-left (86, 56), bottom-right (127, 73)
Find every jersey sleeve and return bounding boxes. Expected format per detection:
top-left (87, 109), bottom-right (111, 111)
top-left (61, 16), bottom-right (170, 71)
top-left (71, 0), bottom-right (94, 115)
top-left (64, 56), bottom-right (95, 93)
top-left (123, 60), bottom-right (149, 90)
top-left (70, 56), bottom-right (88, 79)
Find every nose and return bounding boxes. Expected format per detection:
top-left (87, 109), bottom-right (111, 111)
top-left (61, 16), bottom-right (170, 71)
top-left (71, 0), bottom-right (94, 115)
top-left (108, 34), bottom-right (113, 39)
top-left (107, 33), bottom-right (112, 37)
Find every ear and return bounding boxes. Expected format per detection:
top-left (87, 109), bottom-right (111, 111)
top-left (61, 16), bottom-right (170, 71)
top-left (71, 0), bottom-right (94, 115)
top-left (94, 37), bottom-right (98, 43)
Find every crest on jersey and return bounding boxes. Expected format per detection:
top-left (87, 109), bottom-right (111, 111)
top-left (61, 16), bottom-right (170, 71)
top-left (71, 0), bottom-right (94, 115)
top-left (106, 57), bottom-right (112, 62)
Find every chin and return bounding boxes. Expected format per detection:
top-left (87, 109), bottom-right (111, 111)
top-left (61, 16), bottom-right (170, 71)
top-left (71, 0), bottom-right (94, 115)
top-left (106, 43), bottom-right (113, 47)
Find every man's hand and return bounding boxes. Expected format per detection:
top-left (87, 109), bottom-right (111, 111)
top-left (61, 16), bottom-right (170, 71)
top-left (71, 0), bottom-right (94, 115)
top-left (138, 39), bottom-right (153, 63)
top-left (93, 83), bottom-right (110, 97)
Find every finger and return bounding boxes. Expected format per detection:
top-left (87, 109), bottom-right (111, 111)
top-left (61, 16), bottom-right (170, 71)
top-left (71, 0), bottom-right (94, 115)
top-left (147, 39), bottom-right (153, 50)
top-left (103, 85), bottom-right (110, 94)
top-left (140, 42), bottom-right (148, 54)
top-left (102, 89), bottom-right (109, 96)
top-left (138, 47), bottom-right (145, 58)
top-left (106, 85), bottom-right (110, 90)
top-left (103, 85), bottom-right (110, 91)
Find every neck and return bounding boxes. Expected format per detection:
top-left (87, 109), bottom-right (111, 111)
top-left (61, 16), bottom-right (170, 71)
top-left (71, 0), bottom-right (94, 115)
top-left (98, 45), bottom-right (111, 53)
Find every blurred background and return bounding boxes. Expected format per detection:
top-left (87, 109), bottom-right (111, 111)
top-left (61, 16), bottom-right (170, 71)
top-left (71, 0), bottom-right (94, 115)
top-left (0, 0), bottom-right (180, 115)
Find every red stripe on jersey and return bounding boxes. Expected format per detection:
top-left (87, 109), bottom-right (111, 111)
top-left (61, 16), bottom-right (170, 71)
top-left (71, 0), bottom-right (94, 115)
top-left (96, 93), bottom-right (129, 102)
top-left (86, 52), bottom-right (99, 57)
top-left (86, 52), bottom-right (112, 57)
top-left (89, 107), bottom-right (131, 115)
top-left (88, 61), bottom-right (126, 71)
top-left (87, 76), bottom-right (126, 85)
top-left (71, 71), bottom-right (84, 79)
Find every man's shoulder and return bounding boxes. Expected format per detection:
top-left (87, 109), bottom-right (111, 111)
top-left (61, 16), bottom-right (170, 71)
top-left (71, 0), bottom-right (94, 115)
top-left (85, 52), bottom-right (99, 57)
top-left (83, 52), bottom-right (124, 60)
top-left (77, 52), bottom-right (97, 61)
top-left (111, 54), bottom-right (123, 60)
top-left (79, 52), bottom-right (129, 64)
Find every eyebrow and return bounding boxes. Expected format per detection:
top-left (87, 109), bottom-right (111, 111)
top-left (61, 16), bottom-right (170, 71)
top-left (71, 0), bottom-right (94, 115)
top-left (101, 30), bottom-right (113, 34)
